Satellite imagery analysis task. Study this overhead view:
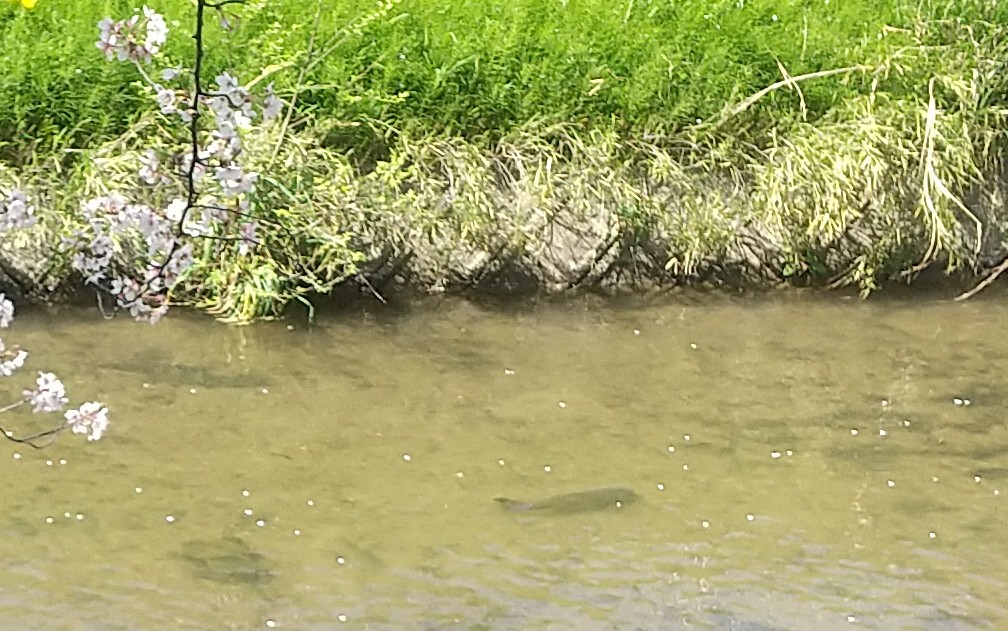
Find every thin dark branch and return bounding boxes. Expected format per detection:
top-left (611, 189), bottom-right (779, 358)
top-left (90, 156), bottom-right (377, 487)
top-left (0, 423), bottom-right (66, 450)
top-left (182, 0), bottom-right (207, 253)
top-left (145, 0), bottom-right (209, 291)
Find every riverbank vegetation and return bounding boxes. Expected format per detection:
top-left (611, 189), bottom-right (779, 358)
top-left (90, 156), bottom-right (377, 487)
top-left (1, 0), bottom-right (1006, 320)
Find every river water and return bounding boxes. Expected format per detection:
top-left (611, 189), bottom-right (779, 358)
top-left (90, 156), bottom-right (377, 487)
top-left (0, 292), bottom-right (1005, 630)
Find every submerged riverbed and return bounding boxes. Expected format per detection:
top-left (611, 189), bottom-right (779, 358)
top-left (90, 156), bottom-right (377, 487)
top-left (1, 292), bottom-right (1005, 630)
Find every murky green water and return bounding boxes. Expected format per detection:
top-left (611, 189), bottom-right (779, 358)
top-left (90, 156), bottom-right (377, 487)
top-left (1, 292), bottom-right (1005, 630)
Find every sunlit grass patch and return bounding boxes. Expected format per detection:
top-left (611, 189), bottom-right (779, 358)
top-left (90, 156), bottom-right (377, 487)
top-left (0, 0), bottom-right (1006, 317)
top-left (0, 0), bottom-right (982, 160)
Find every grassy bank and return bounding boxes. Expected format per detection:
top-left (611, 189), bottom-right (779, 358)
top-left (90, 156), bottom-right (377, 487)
top-left (0, 0), bottom-right (1006, 319)
top-left (3, 0), bottom-right (1003, 157)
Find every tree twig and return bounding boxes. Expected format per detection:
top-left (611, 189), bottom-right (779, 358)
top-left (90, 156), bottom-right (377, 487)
top-left (955, 256), bottom-right (1008, 301)
top-left (0, 423), bottom-right (66, 449)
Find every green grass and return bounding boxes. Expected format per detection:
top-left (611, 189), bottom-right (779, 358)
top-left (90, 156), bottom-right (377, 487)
top-left (2, 0), bottom-right (1003, 162)
top-left (1, 0), bottom-right (1007, 319)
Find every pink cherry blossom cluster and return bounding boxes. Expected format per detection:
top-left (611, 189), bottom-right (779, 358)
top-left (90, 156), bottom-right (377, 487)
top-left (0, 189), bottom-right (36, 231)
top-left (0, 293), bottom-right (108, 444)
top-left (69, 6), bottom-right (283, 322)
top-left (96, 6), bottom-right (168, 64)
top-left (0, 2), bottom-right (283, 448)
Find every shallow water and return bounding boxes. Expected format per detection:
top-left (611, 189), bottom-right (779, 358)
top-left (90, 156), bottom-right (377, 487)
top-left (1, 292), bottom-right (1005, 630)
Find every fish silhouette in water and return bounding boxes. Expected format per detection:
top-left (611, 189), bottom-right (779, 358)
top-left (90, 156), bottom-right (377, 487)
top-left (494, 487), bottom-right (639, 514)
top-left (178, 537), bottom-right (274, 586)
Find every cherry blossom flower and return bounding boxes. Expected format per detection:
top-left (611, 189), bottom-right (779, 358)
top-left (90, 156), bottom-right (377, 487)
top-left (23, 372), bottom-right (68, 413)
top-left (0, 338), bottom-right (27, 377)
top-left (0, 189), bottom-right (37, 231)
top-left (139, 149), bottom-right (161, 185)
top-left (0, 350), bottom-right (27, 377)
top-left (95, 7), bottom-right (168, 64)
top-left (215, 72), bottom-right (240, 96)
top-left (262, 83), bottom-right (283, 121)
top-left (215, 166), bottom-right (258, 197)
top-left (143, 7), bottom-right (167, 54)
top-left (65, 402), bottom-right (110, 441)
top-left (238, 221), bottom-right (259, 256)
top-left (154, 84), bottom-right (177, 116)
top-left (0, 294), bottom-right (13, 329)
